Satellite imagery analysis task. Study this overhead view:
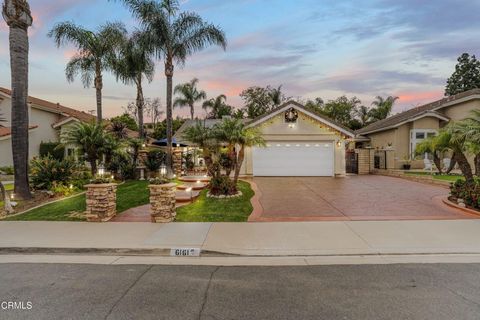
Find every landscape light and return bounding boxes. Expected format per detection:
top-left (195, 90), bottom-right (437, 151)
top-left (196, 180), bottom-right (201, 184)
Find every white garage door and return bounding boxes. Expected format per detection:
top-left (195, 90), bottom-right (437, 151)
top-left (252, 141), bottom-right (334, 176)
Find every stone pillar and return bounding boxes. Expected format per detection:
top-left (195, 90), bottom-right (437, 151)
top-left (149, 183), bottom-right (176, 223)
top-left (85, 183), bottom-right (117, 222)
top-left (173, 149), bottom-right (183, 176)
top-left (356, 149), bottom-right (371, 175)
top-left (369, 149), bottom-right (375, 172)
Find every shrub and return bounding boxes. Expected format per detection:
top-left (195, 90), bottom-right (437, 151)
top-left (210, 175), bottom-right (236, 196)
top-left (148, 177), bottom-right (171, 185)
top-left (51, 182), bottom-right (78, 196)
top-left (30, 156), bottom-right (78, 190)
top-left (119, 161), bottom-right (136, 180)
top-left (0, 166), bottom-right (14, 175)
top-left (450, 178), bottom-right (480, 210)
top-left (70, 166), bottom-right (93, 189)
top-left (143, 150), bottom-right (166, 173)
top-left (39, 142), bottom-right (65, 161)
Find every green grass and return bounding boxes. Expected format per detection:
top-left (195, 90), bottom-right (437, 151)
top-left (4, 180), bottom-right (150, 221)
top-left (404, 171), bottom-right (464, 182)
top-left (176, 181), bottom-right (254, 222)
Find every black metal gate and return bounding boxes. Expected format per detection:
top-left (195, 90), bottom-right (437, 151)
top-left (345, 150), bottom-right (358, 174)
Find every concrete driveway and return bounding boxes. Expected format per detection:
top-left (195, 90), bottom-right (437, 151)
top-left (250, 175), bottom-right (477, 221)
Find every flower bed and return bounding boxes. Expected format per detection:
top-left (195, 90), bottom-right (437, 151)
top-left (450, 178), bottom-right (480, 211)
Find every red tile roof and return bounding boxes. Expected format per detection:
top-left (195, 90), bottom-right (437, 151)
top-left (0, 125), bottom-right (38, 137)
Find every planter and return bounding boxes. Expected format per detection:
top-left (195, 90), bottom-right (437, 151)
top-left (149, 183), bottom-right (176, 223)
top-left (403, 164), bottom-right (411, 170)
top-left (85, 183), bottom-right (117, 222)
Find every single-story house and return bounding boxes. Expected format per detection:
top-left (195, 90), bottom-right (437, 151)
top-left (0, 87), bottom-right (137, 166)
top-left (174, 101), bottom-right (355, 177)
top-left (355, 89), bottom-right (480, 169)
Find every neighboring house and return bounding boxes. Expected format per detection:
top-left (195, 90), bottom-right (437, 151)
top-left (356, 89), bottom-right (480, 169)
top-left (175, 101), bottom-right (355, 177)
top-left (0, 87), bottom-right (136, 166)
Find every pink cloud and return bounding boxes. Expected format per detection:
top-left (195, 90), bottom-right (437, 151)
top-left (396, 90), bottom-right (444, 104)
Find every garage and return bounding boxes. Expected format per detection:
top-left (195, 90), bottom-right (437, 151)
top-left (252, 141), bottom-right (334, 176)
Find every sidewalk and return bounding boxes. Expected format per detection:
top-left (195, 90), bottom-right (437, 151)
top-left (2, 220), bottom-right (480, 256)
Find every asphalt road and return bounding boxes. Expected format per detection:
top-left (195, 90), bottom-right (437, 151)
top-left (0, 263), bottom-right (480, 319)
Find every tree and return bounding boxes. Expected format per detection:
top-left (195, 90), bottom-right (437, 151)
top-left (415, 132), bottom-right (450, 174)
top-left (152, 118), bottom-right (186, 140)
top-left (110, 119), bottom-right (129, 140)
top-left (202, 94), bottom-right (233, 119)
top-left (61, 122), bottom-right (109, 175)
top-left (110, 113), bottom-right (138, 131)
top-left (48, 21), bottom-right (126, 123)
top-left (112, 31), bottom-right (154, 138)
top-left (446, 123), bottom-right (475, 184)
top-left (144, 98), bottom-right (164, 128)
top-left (355, 105), bottom-right (372, 127)
top-left (320, 96), bottom-right (361, 129)
top-left (446, 53), bottom-right (480, 96)
top-left (182, 121), bottom-right (217, 176)
top-left (268, 85), bottom-right (286, 107)
top-left (454, 109), bottom-right (480, 175)
top-left (213, 118), bottom-right (265, 186)
top-left (119, 0), bottom-right (226, 178)
top-left (240, 86), bottom-right (274, 118)
top-left (305, 97), bottom-right (324, 114)
top-left (174, 78), bottom-right (206, 120)
top-left (2, 0), bottom-right (33, 200)
top-left (369, 96), bottom-right (398, 121)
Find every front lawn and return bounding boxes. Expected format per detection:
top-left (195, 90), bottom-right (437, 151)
top-left (4, 180), bottom-right (149, 221)
top-left (176, 180), bottom-right (254, 222)
top-left (404, 172), bottom-right (464, 182)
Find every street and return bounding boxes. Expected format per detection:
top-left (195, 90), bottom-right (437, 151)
top-left (0, 263), bottom-right (479, 319)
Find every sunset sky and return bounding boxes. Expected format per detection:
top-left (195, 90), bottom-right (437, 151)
top-left (1, 0), bottom-right (480, 120)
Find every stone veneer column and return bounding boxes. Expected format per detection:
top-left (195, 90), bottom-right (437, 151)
top-left (149, 183), bottom-right (176, 223)
top-left (356, 149), bottom-right (371, 175)
top-left (85, 183), bottom-right (117, 222)
top-left (173, 149), bottom-right (183, 176)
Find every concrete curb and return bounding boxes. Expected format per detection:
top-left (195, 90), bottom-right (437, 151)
top-left (442, 196), bottom-right (480, 217)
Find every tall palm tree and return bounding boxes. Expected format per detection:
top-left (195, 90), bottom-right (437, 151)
top-left (370, 96), bottom-right (399, 121)
top-left (174, 78), bottom-right (206, 120)
top-left (48, 21), bottom-right (127, 123)
top-left (202, 94), bottom-right (232, 119)
top-left (2, 0), bottom-right (33, 200)
top-left (455, 109), bottom-right (480, 175)
top-left (446, 124), bottom-right (474, 184)
top-left (111, 31), bottom-right (154, 138)
top-left (119, 0), bottom-right (227, 177)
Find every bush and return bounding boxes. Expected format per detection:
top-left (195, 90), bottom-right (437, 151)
top-left (143, 150), bottom-right (166, 173)
top-left (210, 175), bottom-right (236, 196)
top-left (119, 161), bottom-right (136, 180)
top-left (51, 182), bottom-right (78, 196)
top-left (450, 178), bottom-right (480, 210)
top-left (0, 166), bottom-right (14, 175)
top-left (30, 156), bottom-right (78, 190)
top-left (39, 142), bottom-right (65, 161)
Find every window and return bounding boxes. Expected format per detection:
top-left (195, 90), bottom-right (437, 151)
top-left (409, 129), bottom-right (437, 159)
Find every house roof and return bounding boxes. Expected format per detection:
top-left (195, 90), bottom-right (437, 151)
top-left (0, 87), bottom-right (139, 138)
top-left (356, 89), bottom-right (480, 135)
top-left (0, 87), bottom-right (96, 123)
top-left (0, 125), bottom-right (38, 138)
top-left (246, 100), bottom-right (355, 137)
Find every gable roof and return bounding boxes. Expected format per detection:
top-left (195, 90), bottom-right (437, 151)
top-left (0, 87), bottom-right (139, 138)
top-left (0, 87), bottom-right (95, 123)
top-left (246, 100), bottom-right (355, 137)
top-left (356, 89), bottom-right (480, 135)
top-left (0, 125), bottom-right (38, 140)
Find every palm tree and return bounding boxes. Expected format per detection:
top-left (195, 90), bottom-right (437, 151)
top-left (268, 85), bottom-right (284, 107)
top-left (110, 119), bottom-right (129, 140)
top-left (415, 133), bottom-right (450, 174)
top-left (2, 0), bottom-right (33, 200)
top-left (48, 21), bottom-right (127, 123)
top-left (355, 105), bottom-right (371, 127)
top-left (182, 121), bottom-right (216, 176)
top-left (214, 118), bottom-right (265, 186)
top-left (61, 122), bottom-right (109, 175)
top-left (119, 0), bottom-right (227, 177)
top-left (174, 78), bottom-right (206, 120)
top-left (455, 109), bottom-right (480, 175)
top-left (202, 94), bottom-right (232, 119)
top-left (112, 31), bottom-right (154, 138)
top-left (446, 123), bottom-right (475, 184)
top-left (370, 96), bottom-right (399, 121)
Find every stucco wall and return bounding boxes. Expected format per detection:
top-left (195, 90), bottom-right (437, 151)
top-left (0, 98), bottom-right (62, 166)
top-left (411, 117), bottom-right (440, 130)
top-left (240, 111), bottom-right (348, 176)
top-left (440, 100), bottom-right (480, 121)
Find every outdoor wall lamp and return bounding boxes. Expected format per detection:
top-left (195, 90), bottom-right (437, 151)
top-left (160, 165), bottom-right (167, 177)
top-left (97, 165), bottom-right (105, 176)
top-left (336, 141), bottom-right (343, 147)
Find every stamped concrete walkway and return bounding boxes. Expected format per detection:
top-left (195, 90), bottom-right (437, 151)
top-left (249, 175), bottom-right (478, 222)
